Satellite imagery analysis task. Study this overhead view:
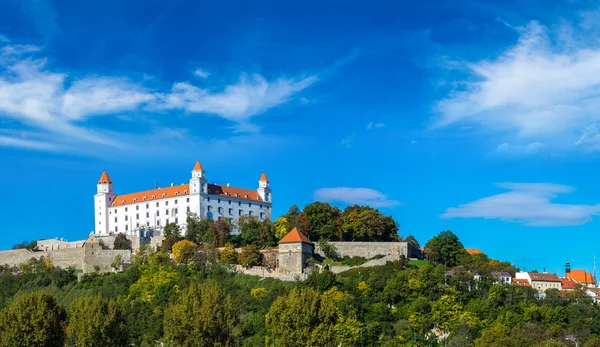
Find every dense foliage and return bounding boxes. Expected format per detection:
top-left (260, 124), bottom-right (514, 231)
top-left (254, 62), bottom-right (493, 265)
top-left (1, 229), bottom-right (599, 346)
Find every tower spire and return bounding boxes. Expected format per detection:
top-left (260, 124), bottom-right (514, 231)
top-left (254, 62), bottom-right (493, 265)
top-left (594, 255), bottom-right (597, 285)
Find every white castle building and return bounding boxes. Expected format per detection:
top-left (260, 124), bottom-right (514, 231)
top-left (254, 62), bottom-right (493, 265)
top-left (94, 161), bottom-right (272, 236)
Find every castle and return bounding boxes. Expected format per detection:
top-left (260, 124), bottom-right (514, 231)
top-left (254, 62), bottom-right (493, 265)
top-left (94, 161), bottom-right (272, 236)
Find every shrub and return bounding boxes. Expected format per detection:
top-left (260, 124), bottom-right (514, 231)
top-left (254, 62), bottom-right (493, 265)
top-left (172, 240), bottom-right (197, 263)
top-left (239, 245), bottom-right (261, 268)
top-left (220, 243), bottom-right (238, 264)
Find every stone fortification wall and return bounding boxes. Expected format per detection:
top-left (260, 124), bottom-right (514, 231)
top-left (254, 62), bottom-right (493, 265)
top-left (37, 239), bottom-right (85, 251)
top-left (82, 249), bottom-right (132, 273)
top-left (315, 242), bottom-right (421, 259)
top-left (0, 248), bottom-right (83, 269)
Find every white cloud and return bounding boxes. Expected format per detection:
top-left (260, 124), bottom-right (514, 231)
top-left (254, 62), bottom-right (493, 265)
top-left (0, 43), bottom-right (318, 153)
top-left (158, 73), bottom-right (317, 123)
top-left (441, 183), bottom-right (600, 226)
top-left (491, 141), bottom-right (545, 157)
top-left (0, 135), bottom-right (65, 151)
top-left (434, 16), bottom-right (600, 152)
top-left (194, 68), bottom-right (209, 78)
top-left (341, 133), bottom-right (355, 148)
top-left (0, 35), bottom-right (9, 43)
top-left (314, 187), bottom-right (401, 208)
top-left (367, 122), bottom-right (385, 129)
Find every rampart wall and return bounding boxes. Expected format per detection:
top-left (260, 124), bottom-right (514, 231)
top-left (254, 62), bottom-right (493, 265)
top-left (315, 242), bottom-right (420, 259)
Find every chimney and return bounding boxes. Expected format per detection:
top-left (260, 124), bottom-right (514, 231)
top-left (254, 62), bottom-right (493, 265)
top-left (227, 183), bottom-right (230, 187)
top-left (171, 183), bottom-right (174, 187)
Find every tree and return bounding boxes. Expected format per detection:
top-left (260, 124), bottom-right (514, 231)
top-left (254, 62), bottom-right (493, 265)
top-left (67, 294), bottom-right (128, 347)
top-left (341, 205), bottom-right (399, 241)
top-left (163, 283), bottom-right (238, 346)
top-left (185, 213), bottom-right (212, 244)
top-left (111, 254), bottom-right (124, 271)
top-left (404, 235), bottom-right (420, 249)
top-left (239, 216), bottom-right (261, 246)
top-left (113, 233), bottom-right (132, 250)
top-left (303, 202), bottom-right (343, 241)
top-left (424, 230), bottom-right (467, 267)
top-left (220, 243), bottom-right (238, 264)
top-left (172, 240), bottom-right (197, 263)
top-left (274, 216), bottom-right (289, 239)
top-left (265, 287), bottom-right (340, 346)
top-left (210, 219), bottom-right (231, 247)
top-left (163, 222), bottom-right (181, 238)
top-left (11, 240), bottom-right (37, 250)
top-left (317, 239), bottom-right (340, 260)
top-left (0, 292), bottom-right (66, 347)
top-left (239, 245), bottom-right (261, 268)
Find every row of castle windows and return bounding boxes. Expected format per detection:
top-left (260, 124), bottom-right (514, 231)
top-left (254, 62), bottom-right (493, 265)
top-left (114, 217), bottom-right (180, 233)
top-left (206, 206), bottom-right (265, 219)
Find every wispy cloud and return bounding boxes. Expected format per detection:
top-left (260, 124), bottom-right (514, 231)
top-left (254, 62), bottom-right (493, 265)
top-left (441, 183), bottom-right (600, 226)
top-left (367, 122), bottom-right (385, 129)
top-left (0, 41), bottom-right (318, 153)
top-left (0, 35), bottom-right (9, 43)
top-left (340, 133), bottom-right (355, 148)
top-left (194, 68), bottom-right (209, 78)
top-left (490, 141), bottom-right (545, 157)
top-left (314, 187), bottom-right (401, 208)
top-left (157, 73), bottom-right (318, 124)
top-left (433, 14), bottom-right (600, 153)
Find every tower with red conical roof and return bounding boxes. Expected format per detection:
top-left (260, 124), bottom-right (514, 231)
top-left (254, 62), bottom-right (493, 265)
top-left (257, 172), bottom-right (271, 203)
top-left (278, 227), bottom-right (313, 275)
top-left (94, 170), bottom-right (116, 235)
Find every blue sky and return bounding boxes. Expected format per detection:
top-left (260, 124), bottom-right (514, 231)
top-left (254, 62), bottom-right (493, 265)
top-left (1, 0), bottom-right (600, 275)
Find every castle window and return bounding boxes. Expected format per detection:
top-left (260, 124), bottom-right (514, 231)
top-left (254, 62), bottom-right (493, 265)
top-left (245, 195), bottom-right (249, 199)
top-left (165, 209), bottom-right (168, 215)
top-left (249, 211), bottom-right (253, 217)
top-left (157, 220), bottom-right (161, 226)
top-left (175, 218), bottom-right (178, 224)
top-left (218, 207), bottom-right (223, 214)
top-left (115, 217), bottom-right (117, 223)
top-left (235, 193), bottom-right (239, 197)
top-left (260, 204), bottom-right (263, 209)
top-left (175, 192), bottom-right (179, 196)
top-left (238, 201), bottom-right (241, 206)
top-left (162, 193), bottom-right (166, 198)
top-left (229, 208), bottom-right (233, 215)
top-left (239, 209), bottom-right (243, 216)
top-left (226, 192), bottom-right (230, 196)
top-left (166, 219), bottom-right (169, 225)
top-left (157, 211), bottom-right (160, 216)
top-left (125, 225), bottom-right (128, 231)
top-left (165, 200), bottom-right (169, 206)
top-left (146, 221), bottom-right (149, 226)
top-left (152, 195), bottom-right (155, 199)
top-left (218, 198), bottom-right (221, 203)
top-left (121, 200), bottom-right (125, 205)
top-left (133, 198), bottom-right (137, 202)
top-left (136, 222), bottom-right (139, 228)
top-left (207, 197), bottom-right (211, 202)
top-left (175, 199), bottom-right (178, 204)
top-left (208, 206), bottom-right (212, 212)
top-left (249, 203), bottom-right (251, 208)
top-left (228, 200), bottom-right (231, 205)
top-left (186, 197), bottom-right (189, 202)
top-left (136, 205), bottom-right (139, 211)
top-left (125, 216), bottom-right (128, 221)
top-left (260, 212), bottom-right (265, 219)
top-left (175, 208), bottom-right (178, 214)
top-left (184, 190), bottom-right (188, 194)
top-left (115, 226), bottom-right (118, 232)
top-left (136, 214), bottom-right (139, 220)
top-left (187, 206), bottom-right (190, 212)
top-left (125, 207), bottom-right (128, 212)
top-left (146, 204), bottom-right (149, 209)
top-left (156, 202), bottom-right (159, 207)
top-left (143, 197), bottom-right (147, 201)
top-left (146, 212), bottom-right (149, 218)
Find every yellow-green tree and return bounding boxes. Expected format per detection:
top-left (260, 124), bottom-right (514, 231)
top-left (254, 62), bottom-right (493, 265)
top-left (274, 216), bottom-right (289, 239)
top-left (67, 294), bottom-right (127, 347)
top-left (172, 239), bottom-right (197, 263)
top-left (163, 283), bottom-right (238, 346)
top-left (220, 243), bottom-right (238, 264)
top-left (265, 287), bottom-right (342, 347)
top-left (0, 292), bottom-right (66, 347)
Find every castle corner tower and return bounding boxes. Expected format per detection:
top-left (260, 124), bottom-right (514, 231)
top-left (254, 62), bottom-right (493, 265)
top-left (94, 170), bottom-right (116, 235)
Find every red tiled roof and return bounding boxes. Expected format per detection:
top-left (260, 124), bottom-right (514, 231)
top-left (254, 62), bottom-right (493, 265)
top-left (193, 161), bottom-right (204, 171)
top-left (207, 184), bottom-right (264, 201)
top-left (111, 184), bottom-right (190, 206)
top-left (98, 170), bottom-right (112, 184)
top-left (512, 278), bottom-right (531, 287)
top-left (567, 270), bottom-right (595, 284)
top-left (560, 277), bottom-right (578, 290)
top-left (259, 172), bottom-right (269, 181)
top-left (279, 228), bottom-right (311, 244)
top-left (529, 273), bottom-right (561, 282)
top-left (466, 248), bottom-right (483, 255)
